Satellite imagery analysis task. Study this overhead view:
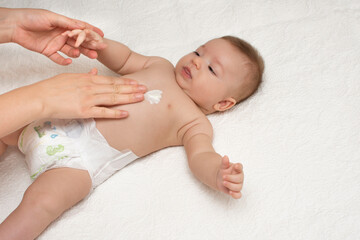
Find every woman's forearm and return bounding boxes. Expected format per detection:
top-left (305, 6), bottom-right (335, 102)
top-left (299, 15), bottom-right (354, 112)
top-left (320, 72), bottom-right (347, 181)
top-left (0, 84), bottom-right (44, 138)
top-left (0, 8), bottom-right (14, 44)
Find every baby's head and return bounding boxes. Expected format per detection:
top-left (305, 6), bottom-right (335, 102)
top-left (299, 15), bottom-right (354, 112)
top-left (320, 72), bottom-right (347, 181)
top-left (175, 36), bottom-right (264, 114)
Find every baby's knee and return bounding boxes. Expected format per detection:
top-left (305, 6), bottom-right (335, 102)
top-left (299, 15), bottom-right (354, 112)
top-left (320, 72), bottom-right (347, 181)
top-left (22, 188), bottom-right (65, 218)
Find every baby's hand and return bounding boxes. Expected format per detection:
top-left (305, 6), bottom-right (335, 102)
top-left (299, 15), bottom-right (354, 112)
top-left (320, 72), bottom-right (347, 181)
top-left (216, 155), bottom-right (244, 199)
top-left (62, 29), bottom-right (107, 50)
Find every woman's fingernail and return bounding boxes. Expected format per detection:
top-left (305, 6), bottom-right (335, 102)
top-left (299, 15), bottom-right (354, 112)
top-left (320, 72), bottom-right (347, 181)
top-left (117, 110), bottom-right (128, 118)
top-left (129, 80), bottom-right (138, 85)
top-left (135, 93), bottom-right (144, 100)
top-left (138, 85), bottom-right (147, 91)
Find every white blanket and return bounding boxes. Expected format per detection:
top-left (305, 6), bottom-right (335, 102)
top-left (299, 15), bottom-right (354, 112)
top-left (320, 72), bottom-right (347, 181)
top-left (1, 1), bottom-right (359, 239)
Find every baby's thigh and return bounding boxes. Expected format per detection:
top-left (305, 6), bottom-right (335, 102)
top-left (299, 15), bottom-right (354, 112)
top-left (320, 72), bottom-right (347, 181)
top-left (24, 168), bottom-right (92, 212)
top-left (1, 127), bottom-right (25, 146)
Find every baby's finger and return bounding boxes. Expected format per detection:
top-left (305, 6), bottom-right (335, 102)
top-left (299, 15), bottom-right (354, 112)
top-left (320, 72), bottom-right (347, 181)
top-left (88, 68), bottom-right (98, 75)
top-left (66, 38), bottom-right (98, 59)
top-left (223, 181), bottom-right (243, 192)
top-left (234, 163), bottom-right (243, 173)
top-left (75, 31), bottom-right (87, 47)
top-left (223, 173), bottom-right (243, 184)
top-left (221, 155), bottom-right (230, 169)
top-left (229, 191), bottom-right (242, 199)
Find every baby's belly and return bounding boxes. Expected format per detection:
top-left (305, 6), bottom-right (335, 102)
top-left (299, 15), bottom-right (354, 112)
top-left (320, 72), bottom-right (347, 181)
top-left (95, 93), bottom-right (181, 157)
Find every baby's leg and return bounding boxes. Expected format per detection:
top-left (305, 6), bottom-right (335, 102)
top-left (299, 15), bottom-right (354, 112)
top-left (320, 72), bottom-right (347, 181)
top-left (0, 140), bottom-right (6, 156)
top-left (0, 127), bottom-right (24, 157)
top-left (0, 167), bottom-right (92, 240)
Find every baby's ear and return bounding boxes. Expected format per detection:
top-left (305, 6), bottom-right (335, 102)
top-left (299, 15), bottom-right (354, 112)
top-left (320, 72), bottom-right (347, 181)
top-left (213, 97), bottom-right (236, 112)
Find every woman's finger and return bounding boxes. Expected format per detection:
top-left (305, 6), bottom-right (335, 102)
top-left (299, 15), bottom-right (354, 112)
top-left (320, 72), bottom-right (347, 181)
top-left (93, 93), bottom-right (144, 106)
top-left (89, 107), bottom-right (128, 119)
top-left (72, 19), bottom-right (104, 37)
top-left (93, 84), bottom-right (147, 95)
top-left (50, 14), bottom-right (85, 30)
top-left (90, 75), bottom-right (140, 85)
top-left (48, 52), bottom-right (72, 65)
top-left (60, 44), bottom-right (80, 58)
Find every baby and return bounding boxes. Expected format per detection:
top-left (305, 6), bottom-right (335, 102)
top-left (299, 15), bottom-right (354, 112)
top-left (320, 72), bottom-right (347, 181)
top-left (0, 30), bottom-right (264, 239)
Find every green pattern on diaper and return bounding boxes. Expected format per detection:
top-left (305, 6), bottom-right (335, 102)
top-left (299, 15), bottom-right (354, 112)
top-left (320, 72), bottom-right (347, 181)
top-left (46, 144), bottom-right (64, 156)
top-left (31, 165), bottom-right (45, 179)
top-left (34, 125), bottom-right (45, 138)
top-left (30, 155), bottom-right (69, 179)
top-left (19, 126), bottom-right (28, 149)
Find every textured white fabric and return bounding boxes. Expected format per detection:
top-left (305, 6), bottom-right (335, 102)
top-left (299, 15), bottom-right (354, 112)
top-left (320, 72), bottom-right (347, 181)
top-left (0, 1), bottom-right (359, 239)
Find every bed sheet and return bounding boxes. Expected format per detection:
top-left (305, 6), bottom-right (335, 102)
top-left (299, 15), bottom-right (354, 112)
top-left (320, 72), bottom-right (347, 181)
top-left (0, 1), bottom-right (359, 239)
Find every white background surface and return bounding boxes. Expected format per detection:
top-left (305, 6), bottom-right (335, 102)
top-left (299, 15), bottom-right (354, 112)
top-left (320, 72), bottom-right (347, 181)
top-left (0, 1), bottom-right (359, 239)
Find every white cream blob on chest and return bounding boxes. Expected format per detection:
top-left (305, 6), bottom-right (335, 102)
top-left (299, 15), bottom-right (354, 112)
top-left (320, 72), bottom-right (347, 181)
top-left (144, 90), bottom-right (163, 104)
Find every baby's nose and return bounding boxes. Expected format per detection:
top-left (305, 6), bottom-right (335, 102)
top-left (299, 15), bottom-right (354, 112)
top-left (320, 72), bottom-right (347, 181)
top-left (192, 57), bottom-right (201, 70)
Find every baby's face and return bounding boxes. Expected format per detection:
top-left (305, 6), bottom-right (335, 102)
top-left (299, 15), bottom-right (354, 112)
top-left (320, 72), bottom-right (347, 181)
top-left (175, 38), bottom-right (251, 113)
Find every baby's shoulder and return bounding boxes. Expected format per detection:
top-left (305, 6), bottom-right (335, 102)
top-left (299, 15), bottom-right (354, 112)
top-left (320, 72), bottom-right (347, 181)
top-left (145, 56), bottom-right (174, 70)
top-left (177, 114), bottom-right (213, 143)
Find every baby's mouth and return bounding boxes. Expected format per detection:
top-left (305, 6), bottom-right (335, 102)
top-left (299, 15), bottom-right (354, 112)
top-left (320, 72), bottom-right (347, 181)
top-left (182, 66), bottom-right (192, 79)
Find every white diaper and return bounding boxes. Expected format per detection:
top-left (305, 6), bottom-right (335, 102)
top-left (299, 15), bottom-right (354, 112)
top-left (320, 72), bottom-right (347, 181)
top-left (18, 118), bottom-right (138, 188)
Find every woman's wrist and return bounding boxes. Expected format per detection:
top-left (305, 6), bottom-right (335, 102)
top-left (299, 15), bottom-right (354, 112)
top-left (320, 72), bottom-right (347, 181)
top-left (0, 8), bottom-right (15, 44)
top-left (26, 82), bottom-right (52, 119)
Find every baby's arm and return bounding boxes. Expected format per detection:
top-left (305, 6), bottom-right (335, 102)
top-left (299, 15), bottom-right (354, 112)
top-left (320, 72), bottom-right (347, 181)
top-left (64, 29), bottom-right (154, 75)
top-left (182, 119), bottom-right (244, 199)
top-left (97, 38), bottom-right (153, 75)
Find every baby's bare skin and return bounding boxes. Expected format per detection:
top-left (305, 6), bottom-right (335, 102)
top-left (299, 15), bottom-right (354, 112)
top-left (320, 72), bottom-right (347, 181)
top-left (96, 58), bottom-right (209, 157)
top-left (93, 36), bottom-right (246, 198)
top-left (0, 29), bottom-right (249, 240)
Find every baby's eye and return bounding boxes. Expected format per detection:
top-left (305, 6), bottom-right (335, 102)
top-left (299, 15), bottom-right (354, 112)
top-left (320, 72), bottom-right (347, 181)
top-left (208, 66), bottom-right (216, 75)
top-left (193, 51), bottom-right (200, 56)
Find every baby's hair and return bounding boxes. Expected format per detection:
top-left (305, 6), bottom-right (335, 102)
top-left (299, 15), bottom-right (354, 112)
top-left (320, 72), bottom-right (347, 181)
top-left (221, 35), bottom-right (264, 103)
